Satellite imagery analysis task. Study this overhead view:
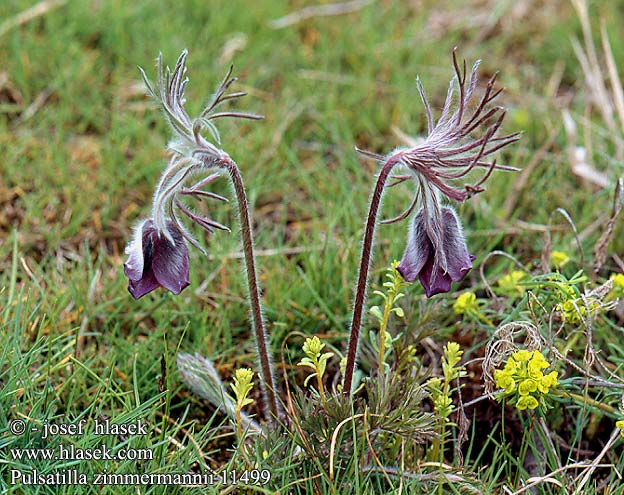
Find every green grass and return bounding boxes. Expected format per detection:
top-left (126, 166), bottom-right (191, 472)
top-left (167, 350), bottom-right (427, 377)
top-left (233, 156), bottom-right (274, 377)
top-left (2, 0), bottom-right (624, 493)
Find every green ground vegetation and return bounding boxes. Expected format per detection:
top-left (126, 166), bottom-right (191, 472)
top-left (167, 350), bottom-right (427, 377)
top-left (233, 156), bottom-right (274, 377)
top-left (1, 0), bottom-right (624, 493)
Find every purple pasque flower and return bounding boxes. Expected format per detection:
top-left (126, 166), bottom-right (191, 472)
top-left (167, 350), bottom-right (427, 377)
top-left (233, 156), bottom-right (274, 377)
top-left (128, 50), bottom-right (280, 421)
top-left (124, 219), bottom-right (190, 299)
top-left (124, 50), bottom-right (258, 297)
top-left (343, 52), bottom-right (521, 398)
top-left (365, 52), bottom-right (520, 297)
top-left (397, 206), bottom-right (475, 297)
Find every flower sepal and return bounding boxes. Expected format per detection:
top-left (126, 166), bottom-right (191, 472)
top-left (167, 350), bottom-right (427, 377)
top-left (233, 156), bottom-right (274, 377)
top-left (397, 207), bottom-right (475, 297)
top-left (124, 219), bottom-right (190, 299)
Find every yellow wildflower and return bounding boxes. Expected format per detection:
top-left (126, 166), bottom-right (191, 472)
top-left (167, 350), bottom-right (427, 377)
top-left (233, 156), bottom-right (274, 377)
top-left (559, 298), bottom-right (600, 323)
top-left (616, 419), bottom-right (624, 438)
top-left (514, 350), bottom-right (533, 362)
top-left (494, 370), bottom-right (515, 393)
top-left (302, 336), bottom-right (324, 357)
top-left (610, 273), bottom-right (624, 298)
top-left (517, 395), bottom-right (539, 410)
top-left (551, 250), bottom-right (570, 269)
top-left (494, 349), bottom-right (559, 412)
top-left (538, 371), bottom-right (559, 394)
top-left (528, 351), bottom-right (549, 378)
top-left (518, 379), bottom-right (538, 396)
top-left (498, 270), bottom-right (527, 296)
top-left (453, 292), bottom-right (477, 315)
top-left (503, 358), bottom-right (520, 373)
top-left (231, 368), bottom-right (255, 409)
top-left (530, 350), bottom-right (549, 366)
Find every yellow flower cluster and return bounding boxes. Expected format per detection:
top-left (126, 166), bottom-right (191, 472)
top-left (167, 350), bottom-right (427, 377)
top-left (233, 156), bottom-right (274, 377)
top-left (610, 273), bottom-right (624, 298)
top-left (558, 298), bottom-right (600, 324)
top-left (551, 250), bottom-right (570, 269)
top-left (616, 419), bottom-right (624, 438)
top-left (494, 350), bottom-right (558, 411)
top-left (231, 368), bottom-right (255, 409)
top-left (497, 270), bottom-right (527, 297)
top-left (453, 292), bottom-right (477, 315)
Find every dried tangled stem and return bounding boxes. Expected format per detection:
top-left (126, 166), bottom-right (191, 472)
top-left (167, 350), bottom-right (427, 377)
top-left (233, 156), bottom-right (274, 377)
top-left (482, 321), bottom-right (545, 394)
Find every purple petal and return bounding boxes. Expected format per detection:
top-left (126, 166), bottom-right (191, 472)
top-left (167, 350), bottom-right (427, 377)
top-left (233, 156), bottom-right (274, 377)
top-left (419, 254), bottom-right (453, 297)
top-left (397, 210), bottom-right (431, 282)
top-left (397, 207), bottom-right (474, 297)
top-left (124, 219), bottom-right (191, 299)
top-left (124, 219), bottom-right (152, 281)
top-left (128, 269), bottom-right (160, 299)
top-left (440, 208), bottom-right (473, 282)
top-left (151, 223), bottom-right (190, 295)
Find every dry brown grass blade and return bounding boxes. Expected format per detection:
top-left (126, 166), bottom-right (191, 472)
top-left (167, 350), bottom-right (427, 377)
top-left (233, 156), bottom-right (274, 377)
top-left (570, 0), bottom-right (624, 162)
top-left (505, 461), bottom-right (614, 495)
top-left (0, 0), bottom-right (67, 38)
top-left (270, 0), bottom-right (374, 29)
top-left (329, 413), bottom-right (364, 482)
top-left (455, 402), bottom-right (469, 467)
top-left (562, 110), bottom-right (609, 189)
top-left (593, 177), bottom-right (624, 273)
top-left (572, 429), bottom-right (621, 494)
top-left (570, 0), bottom-right (616, 135)
top-left (601, 21), bottom-right (624, 134)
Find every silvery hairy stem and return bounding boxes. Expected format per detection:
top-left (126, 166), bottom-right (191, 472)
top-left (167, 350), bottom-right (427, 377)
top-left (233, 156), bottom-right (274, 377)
top-left (343, 155), bottom-right (402, 395)
top-left (214, 155), bottom-right (280, 420)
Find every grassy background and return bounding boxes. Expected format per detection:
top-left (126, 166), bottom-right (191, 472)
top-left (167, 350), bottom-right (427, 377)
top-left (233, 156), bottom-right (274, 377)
top-left (1, 0), bottom-right (624, 493)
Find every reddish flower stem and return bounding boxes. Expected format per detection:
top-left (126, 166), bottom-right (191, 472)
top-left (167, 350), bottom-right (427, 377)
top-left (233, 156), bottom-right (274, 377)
top-left (217, 156), bottom-right (280, 422)
top-left (343, 155), bottom-right (402, 395)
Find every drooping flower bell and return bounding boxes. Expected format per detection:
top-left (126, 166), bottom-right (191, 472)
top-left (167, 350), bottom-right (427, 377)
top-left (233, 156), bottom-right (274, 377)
top-left (362, 51), bottom-right (520, 297)
top-left (125, 50), bottom-right (281, 421)
top-left (397, 207), bottom-right (475, 297)
top-left (124, 219), bottom-right (190, 299)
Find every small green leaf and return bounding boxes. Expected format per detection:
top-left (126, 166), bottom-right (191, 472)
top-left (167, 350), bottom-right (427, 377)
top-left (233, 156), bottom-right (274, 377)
top-left (298, 359), bottom-right (316, 370)
top-left (318, 352), bottom-right (334, 377)
top-left (369, 306), bottom-right (383, 321)
top-left (372, 290), bottom-right (388, 301)
top-left (368, 329), bottom-right (378, 347)
top-left (304, 373), bottom-right (318, 387)
top-left (392, 307), bottom-right (404, 318)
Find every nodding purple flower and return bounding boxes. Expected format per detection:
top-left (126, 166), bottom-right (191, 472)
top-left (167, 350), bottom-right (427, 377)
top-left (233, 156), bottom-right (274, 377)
top-left (397, 207), bottom-right (475, 297)
top-left (360, 52), bottom-right (520, 297)
top-left (123, 50), bottom-right (259, 298)
top-left (127, 50), bottom-right (281, 420)
top-left (124, 220), bottom-right (190, 299)
top-left (343, 52), bottom-right (520, 396)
